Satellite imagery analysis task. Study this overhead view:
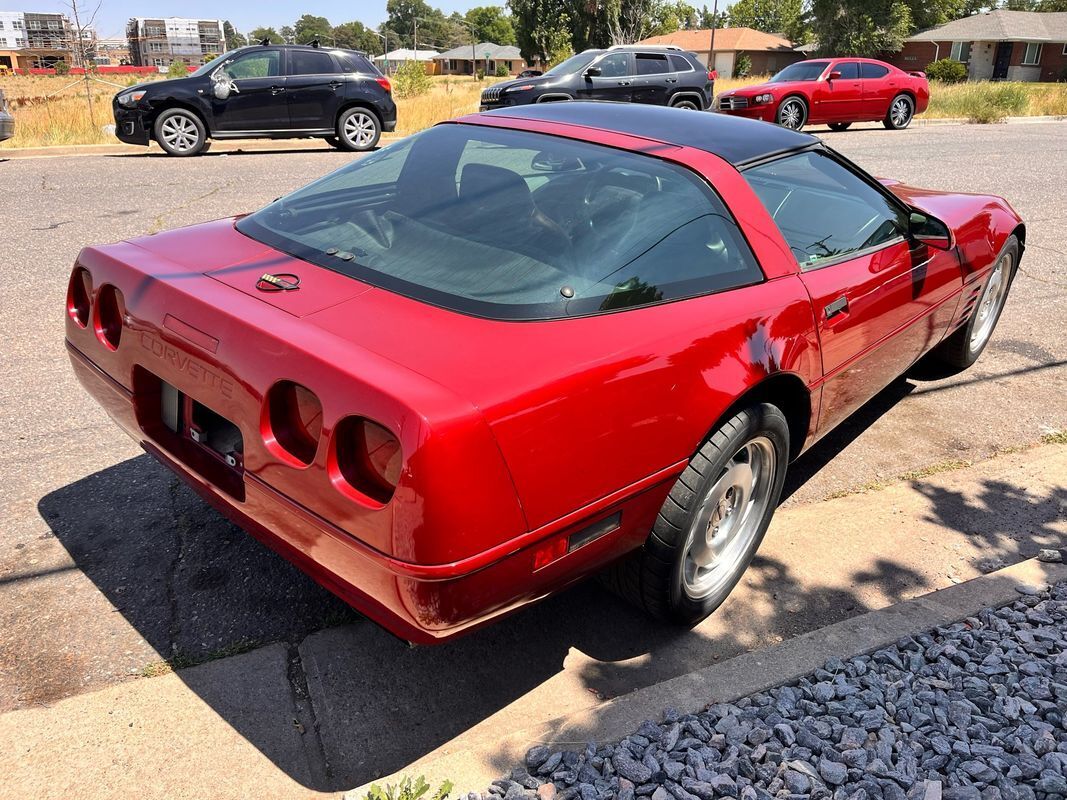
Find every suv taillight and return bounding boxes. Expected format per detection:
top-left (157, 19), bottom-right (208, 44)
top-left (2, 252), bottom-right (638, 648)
top-left (375, 76), bottom-right (391, 93)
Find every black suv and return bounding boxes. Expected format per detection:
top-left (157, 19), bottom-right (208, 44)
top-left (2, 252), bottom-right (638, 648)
top-left (113, 43), bottom-right (397, 156)
top-left (480, 46), bottom-right (713, 112)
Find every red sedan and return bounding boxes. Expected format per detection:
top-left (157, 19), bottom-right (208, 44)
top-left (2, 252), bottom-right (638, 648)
top-left (66, 103), bottom-right (1021, 643)
top-left (716, 57), bottom-right (930, 131)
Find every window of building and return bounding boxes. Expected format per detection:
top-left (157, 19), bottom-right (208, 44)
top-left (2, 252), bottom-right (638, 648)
top-left (1062, 43), bottom-right (1067, 56)
top-left (1022, 42), bottom-right (1042, 65)
top-left (0, 21), bottom-right (5, 30)
top-left (13, 19), bottom-right (23, 29)
top-left (950, 41), bottom-right (971, 62)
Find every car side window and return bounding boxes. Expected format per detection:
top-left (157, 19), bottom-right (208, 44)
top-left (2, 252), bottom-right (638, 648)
top-left (860, 63), bottom-right (889, 79)
top-left (225, 50), bottom-right (280, 79)
top-left (835, 61), bottom-right (860, 79)
top-left (289, 50), bottom-right (336, 75)
top-left (596, 53), bottom-right (631, 77)
top-left (636, 53), bottom-right (669, 75)
top-left (669, 54), bottom-right (691, 72)
top-left (743, 150), bottom-right (908, 270)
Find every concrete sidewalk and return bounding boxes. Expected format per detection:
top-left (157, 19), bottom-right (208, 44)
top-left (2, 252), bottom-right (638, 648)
top-left (1, 443), bottom-right (1063, 799)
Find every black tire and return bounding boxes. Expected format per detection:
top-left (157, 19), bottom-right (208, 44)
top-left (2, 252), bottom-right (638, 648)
top-left (154, 108), bottom-right (208, 157)
top-left (776, 97), bottom-right (808, 131)
top-left (335, 107), bottom-right (381, 151)
top-left (827, 122), bottom-right (852, 131)
top-left (931, 235), bottom-right (1019, 372)
top-left (883, 93), bottom-right (914, 130)
top-left (324, 135), bottom-right (343, 149)
top-left (601, 404), bottom-right (790, 625)
top-left (671, 97), bottom-right (702, 111)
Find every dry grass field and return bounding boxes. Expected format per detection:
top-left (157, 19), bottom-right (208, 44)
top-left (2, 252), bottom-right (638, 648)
top-left (3, 71), bottom-right (1066, 149)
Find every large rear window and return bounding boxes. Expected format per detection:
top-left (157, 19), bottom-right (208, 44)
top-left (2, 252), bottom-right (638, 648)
top-left (236, 124), bottom-right (762, 320)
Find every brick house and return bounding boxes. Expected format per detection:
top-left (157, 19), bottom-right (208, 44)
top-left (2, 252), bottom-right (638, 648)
top-left (884, 10), bottom-right (1067, 82)
top-left (435, 42), bottom-right (531, 76)
top-left (636, 28), bottom-right (804, 77)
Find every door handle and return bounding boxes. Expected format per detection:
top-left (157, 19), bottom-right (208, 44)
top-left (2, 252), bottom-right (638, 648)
top-left (617, 80), bottom-right (631, 86)
top-left (665, 78), bottom-right (678, 83)
top-left (329, 80), bottom-right (343, 90)
top-left (270, 86), bottom-right (286, 95)
top-left (825, 296), bottom-right (849, 320)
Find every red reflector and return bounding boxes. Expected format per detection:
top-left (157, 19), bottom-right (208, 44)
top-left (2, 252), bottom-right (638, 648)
top-left (329, 417), bottom-right (402, 506)
top-left (263, 381), bottom-right (323, 467)
top-left (68, 267), bottom-right (92, 328)
top-left (94, 284), bottom-right (124, 350)
top-left (532, 536), bottom-right (568, 570)
top-left (376, 76), bottom-right (391, 93)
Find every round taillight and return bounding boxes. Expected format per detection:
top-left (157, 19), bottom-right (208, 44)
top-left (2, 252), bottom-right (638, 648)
top-left (329, 417), bottom-right (402, 506)
top-left (94, 284), bottom-right (124, 350)
top-left (68, 267), bottom-right (92, 328)
top-left (262, 381), bottom-right (323, 467)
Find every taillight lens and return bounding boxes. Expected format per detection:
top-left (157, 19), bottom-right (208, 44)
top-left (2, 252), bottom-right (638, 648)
top-left (375, 76), bottom-right (391, 93)
top-left (94, 284), bottom-right (124, 350)
top-left (68, 267), bottom-right (92, 328)
top-left (262, 381), bottom-right (323, 467)
top-left (329, 417), bottom-right (402, 506)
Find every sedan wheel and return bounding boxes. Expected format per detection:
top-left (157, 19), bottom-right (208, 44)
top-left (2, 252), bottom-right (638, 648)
top-left (672, 98), bottom-right (700, 111)
top-left (777, 98), bottom-right (807, 131)
top-left (336, 108), bottom-right (381, 152)
top-left (154, 109), bottom-right (207, 156)
top-left (884, 94), bottom-right (914, 130)
top-left (600, 404), bottom-right (789, 624)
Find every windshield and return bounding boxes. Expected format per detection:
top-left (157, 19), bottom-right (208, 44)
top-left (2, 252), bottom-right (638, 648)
top-left (190, 48), bottom-right (244, 77)
top-left (236, 124), bottom-right (763, 320)
top-left (769, 61), bottom-right (829, 83)
top-left (545, 52), bottom-right (598, 77)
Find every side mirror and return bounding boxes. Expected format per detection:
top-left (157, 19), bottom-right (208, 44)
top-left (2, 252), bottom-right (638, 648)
top-left (827, 70), bottom-right (841, 81)
top-left (909, 211), bottom-right (953, 250)
top-left (212, 80), bottom-right (232, 100)
top-left (584, 66), bottom-right (601, 78)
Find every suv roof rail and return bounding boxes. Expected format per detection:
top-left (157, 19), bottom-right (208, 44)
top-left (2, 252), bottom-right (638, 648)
top-left (609, 43), bottom-right (683, 51)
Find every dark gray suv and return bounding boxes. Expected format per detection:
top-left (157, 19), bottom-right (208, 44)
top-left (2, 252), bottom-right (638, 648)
top-left (480, 46), bottom-right (713, 112)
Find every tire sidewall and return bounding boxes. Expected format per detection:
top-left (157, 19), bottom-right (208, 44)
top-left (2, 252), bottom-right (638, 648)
top-left (154, 108), bottom-right (207, 157)
top-left (667, 404), bottom-right (790, 622)
top-left (887, 94), bottom-right (914, 130)
top-left (337, 107), bottom-right (381, 151)
top-left (962, 236), bottom-right (1019, 363)
top-left (777, 97), bottom-right (807, 130)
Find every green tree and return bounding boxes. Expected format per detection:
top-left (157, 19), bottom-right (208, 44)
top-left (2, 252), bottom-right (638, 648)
top-left (166, 59), bottom-right (187, 77)
top-left (696, 3), bottom-right (728, 26)
top-left (333, 21), bottom-right (383, 53)
top-left (810, 0), bottom-right (912, 56)
top-left (509, 0), bottom-right (573, 61)
top-left (249, 26), bottom-right (283, 44)
top-left (294, 14), bottom-right (332, 44)
top-left (727, 0), bottom-right (805, 33)
top-left (465, 6), bottom-right (517, 44)
top-left (387, 0), bottom-right (449, 48)
top-left (392, 58), bottom-right (433, 97)
top-left (280, 25), bottom-right (295, 42)
top-left (222, 20), bottom-right (243, 50)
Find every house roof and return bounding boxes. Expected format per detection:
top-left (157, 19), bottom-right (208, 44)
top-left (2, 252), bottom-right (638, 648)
top-left (436, 41), bottom-right (521, 60)
top-left (372, 48), bottom-right (439, 62)
top-left (637, 27), bottom-right (797, 53)
top-left (908, 9), bottom-right (1067, 43)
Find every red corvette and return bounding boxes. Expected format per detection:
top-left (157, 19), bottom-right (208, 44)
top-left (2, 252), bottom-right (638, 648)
top-left (66, 104), bottom-right (1021, 643)
top-left (716, 57), bottom-right (930, 132)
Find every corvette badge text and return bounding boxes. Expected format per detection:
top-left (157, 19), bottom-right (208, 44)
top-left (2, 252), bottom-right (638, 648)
top-left (140, 333), bottom-right (235, 399)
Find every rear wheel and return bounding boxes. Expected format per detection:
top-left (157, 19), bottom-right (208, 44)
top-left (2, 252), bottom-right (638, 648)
top-left (776, 97), bottom-right (808, 131)
top-left (828, 122), bottom-right (852, 131)
top-left (154, 108), bottom-right (207, 156)
top-left (335, 107), bottom-right (381, 151)
top-left (884, 94), bottom-right (914, 129)
top-left (601, 404), bottom-right (789, 625)
top-left (671, 97), bottom-right (701, 111)
top-left (931, 235), bottom-right (1018, 371)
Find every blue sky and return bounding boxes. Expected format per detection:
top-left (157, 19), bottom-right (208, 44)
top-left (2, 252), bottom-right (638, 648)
top-left (12, 0), bottom-right (477, 39)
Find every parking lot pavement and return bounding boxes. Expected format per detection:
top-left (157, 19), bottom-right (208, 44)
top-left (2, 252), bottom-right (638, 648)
top-left (0, 123), bottom-right (1064, 788)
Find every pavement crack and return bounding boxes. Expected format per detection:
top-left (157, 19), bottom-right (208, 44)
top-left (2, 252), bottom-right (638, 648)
top-left (285, 642), bottom-right (333, 787)
top-left (149, 183), bottom-right (230, 234)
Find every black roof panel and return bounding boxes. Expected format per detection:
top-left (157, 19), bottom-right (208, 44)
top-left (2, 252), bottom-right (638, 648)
top-left (480, 102), bottom-right (816, 166)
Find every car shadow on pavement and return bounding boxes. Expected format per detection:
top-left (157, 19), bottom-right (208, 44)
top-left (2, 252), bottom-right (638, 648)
top-left (33, 372), bottom-right (1058, 791)
top-left (108, 146), bottom-right (369, 159)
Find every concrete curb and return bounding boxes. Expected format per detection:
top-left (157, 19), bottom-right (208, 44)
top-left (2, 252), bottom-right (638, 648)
top-left (345, 556), bottom-right (1067, 797)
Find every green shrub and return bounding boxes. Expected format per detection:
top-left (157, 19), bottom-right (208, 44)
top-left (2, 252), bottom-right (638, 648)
top-left (393, 59), bottom-right (432, 98)
top-left (963, 82), bottom-right (1027, 123)
top-left (926, 58), bottom-right (967, 84)
top-left (476, 68), bottom-right (485, 81)
top-left (495, 63), bottom-right (510, 78)
top-left (361, 776), bottom-right (454, 800)
top-left (167, 59), bottom-right (188, 78)
top-left (733, 53), bottom-right (752, 79)
top-left (55, 60), bottom-right (70, 75)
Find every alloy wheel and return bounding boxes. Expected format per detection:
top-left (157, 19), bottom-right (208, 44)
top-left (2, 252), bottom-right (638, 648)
top-left (343, 111), bottom-right (377, 148)
top-left (681, 437), bottom-right (777, 600)
top-left (779, 100), bottom-right (804, 130)
top-left (970, 251), bottom-right (1012, 352)
top-left (891, 97), bottom-right (912, 128)
top-left (160, 114), bottom-right (199, 153)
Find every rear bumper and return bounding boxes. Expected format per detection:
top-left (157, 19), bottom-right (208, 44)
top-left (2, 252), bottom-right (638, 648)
top-left (67, 339), bottom-right (663, 643)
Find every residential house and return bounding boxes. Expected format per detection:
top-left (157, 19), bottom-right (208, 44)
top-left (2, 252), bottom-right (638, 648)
top-left (435, 42), bottom-right (531, 76)
top-left (636, 27), bottom-right (804, 77)
top-left (126, 17), bottom-right (223, 69)
top-left (886, 9), bottom-right (1067, 82)
top-left (372, 48), bottom-right (439, 75)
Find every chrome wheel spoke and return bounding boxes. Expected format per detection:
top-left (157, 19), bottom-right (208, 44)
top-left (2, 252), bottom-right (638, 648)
top-left (970, 253), bottom-right (1011, 351)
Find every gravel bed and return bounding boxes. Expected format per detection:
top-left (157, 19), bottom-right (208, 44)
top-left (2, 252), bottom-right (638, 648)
top-left (479, 580), bottom-right (1067, 800)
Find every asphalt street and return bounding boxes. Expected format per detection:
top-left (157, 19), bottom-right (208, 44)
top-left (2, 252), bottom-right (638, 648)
top-left (0, 122), bottom-right (1064, 787)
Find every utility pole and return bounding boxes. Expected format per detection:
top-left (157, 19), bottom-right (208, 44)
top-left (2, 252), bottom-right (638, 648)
top-left (707, 0), bottom-right (719, 74)
top-left (413, 16), bottom-right (418, 54)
